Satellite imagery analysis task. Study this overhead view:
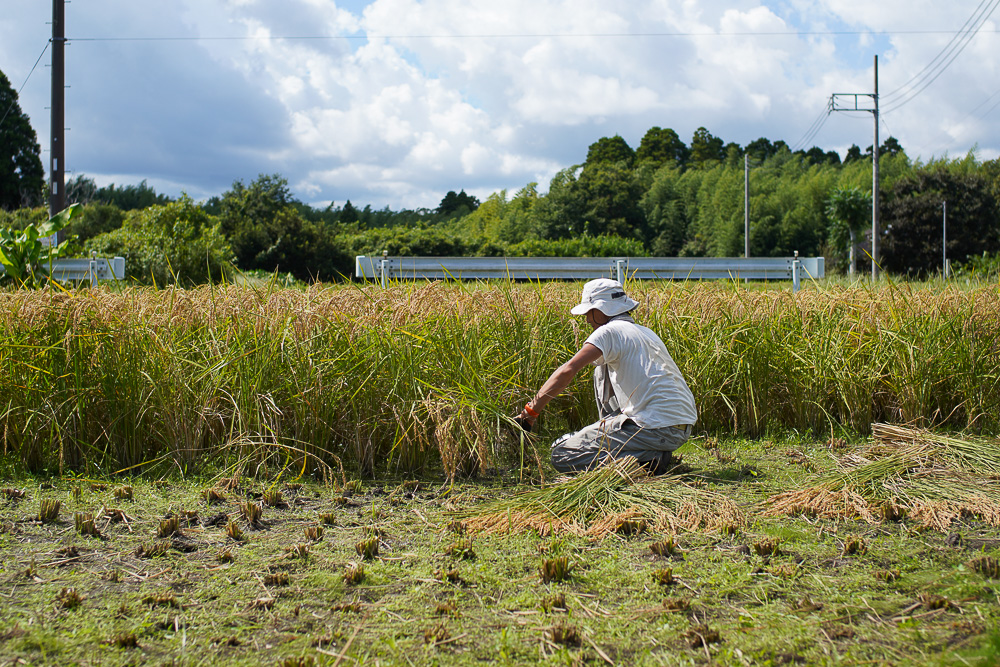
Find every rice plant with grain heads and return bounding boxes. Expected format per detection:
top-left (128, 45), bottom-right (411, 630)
top-left (1, 280), bottom-right (999, 477)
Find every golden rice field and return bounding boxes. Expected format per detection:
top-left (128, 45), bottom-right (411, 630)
top-left (1, 280), bottom-right (999, 477)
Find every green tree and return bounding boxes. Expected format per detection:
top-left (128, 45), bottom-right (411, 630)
top-left (982, 157), bottom-right (1000, 201)
top-left (64, 203), bottom-right (125, 245)
top-left (746, 137), bottom-right (781, 163)
top-left (98, 181), bottom-right (172, 210)
top-left (688, 127), bottom-right (725, 168)
top-left (577, 162), bottom-right (645, 239)
top-left (219, 174), bottom-right (348, 281)
top-left (880, 136), bottom-right (904, 157)
top-left (684, 151), bottom-right (837, 259)
top-left (335, 225), bottom-right (478, 260)
top-left (0, 69), bottom-right (45, 210)
top-left (340, 200), bottom-right (360, 224)
top-left (451, 184), bottom-right (539, 244)
top-left (505, 233), bottom-right (647, 257)
top-left (865, 137), bottom-right (906, 160)
top-left (724, 142), bottom-right (743, 168)
top-left (66, 175), bottom-right (171, 210)
top-left (826, 187), bottom-right (871, 275)
top-left (533, 167), bottom-right (587, 239)
top-left (65, 175), bottom-right (99, 205)
top-left (684, 164), bottom-right (745, 255)
top-left (798, 146), bottom-right (841, 165)
top-left (86, 197), bottom-right (233, 286)
top-left (436, 190), bottom-right (480, 217)
top-left (881, 169), bottom-right (1000, 277)
top-left (640, 166), bottom-right (688, 255)
top-left (584, 136), bottom-right (635, 170)
top-left (865, 137), bottom-right (906, 161)
top-left (636, 127), bottom-right (688, 170)
top-left (844, 144), bottom-right (863, 164)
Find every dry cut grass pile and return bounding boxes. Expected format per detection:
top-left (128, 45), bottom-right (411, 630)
top-left (454, 457), bottom-right (745, 538)
top-left (764, 423), bottom-right (1000, 530)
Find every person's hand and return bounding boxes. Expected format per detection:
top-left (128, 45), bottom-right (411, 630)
top-left (513, 414), bottom-right (533, 433)
top-left (513, 403), bottom-right (538, 433)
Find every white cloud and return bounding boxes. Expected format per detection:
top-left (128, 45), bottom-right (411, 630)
top-left (2, 0), bottom-right (998, 209)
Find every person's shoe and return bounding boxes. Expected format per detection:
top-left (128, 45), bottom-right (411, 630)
top-left (644, 451), bottom-right (674, 475)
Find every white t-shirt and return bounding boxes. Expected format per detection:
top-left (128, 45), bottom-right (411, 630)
top-left (585, 318), bottom-right (697, 429)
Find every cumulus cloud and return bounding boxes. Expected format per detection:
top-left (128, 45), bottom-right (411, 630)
top-left (2, 0), bottom-right (998, 207)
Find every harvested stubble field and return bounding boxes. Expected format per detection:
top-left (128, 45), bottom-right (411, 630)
top-left (2, 435), bottom-right (1000, 666)
top-left (2, 281), bottom-right (1000, 665)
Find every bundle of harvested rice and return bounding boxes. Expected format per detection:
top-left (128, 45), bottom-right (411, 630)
top-left (453, 457), bottom-right (744, 538)
top-left (764, 423), bottom-right (1000, 530)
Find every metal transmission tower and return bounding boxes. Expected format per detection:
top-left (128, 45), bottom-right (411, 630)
top-left (830, 55), bottom-right (880, 280)
top-left (49, 0), bottom-right (67, 241)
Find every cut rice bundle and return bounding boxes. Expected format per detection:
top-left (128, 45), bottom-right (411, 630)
top-left (454, 457), bottom-right (744, 538)
top-left (764, 423), bottom-right (1000, 530)
top-left (871, 423), bottom-right (1000, 476)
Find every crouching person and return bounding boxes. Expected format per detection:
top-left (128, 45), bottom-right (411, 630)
top-left (516, 279), bottom-right (697, 474)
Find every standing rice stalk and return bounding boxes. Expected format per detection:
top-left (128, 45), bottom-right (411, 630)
top-left (2, 284), bottom-right (1000, 475)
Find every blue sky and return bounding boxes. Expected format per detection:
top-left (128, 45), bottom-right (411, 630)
top-left (2, 0), bottom-right (998, 210)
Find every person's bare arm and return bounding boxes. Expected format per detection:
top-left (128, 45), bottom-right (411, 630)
top-left (518, 343), bottom-right (603, 427)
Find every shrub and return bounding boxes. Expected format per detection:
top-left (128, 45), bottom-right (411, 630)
top-left (86, 196), bottom-right (233, 285)
top-left (0, 204), bottom-right (79, 286)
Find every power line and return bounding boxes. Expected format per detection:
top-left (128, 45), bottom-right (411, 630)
top-left (790, 104), bottom-right (831, 152)
top-left (879, 115), bottom-right (895, 145)
top-left (791, 98), bottom-right (877, 154)
top-left (984, 89), bottom-right (1000, 116)
top-left (882, 0), bottom-right (994, 100)
top-left (964, 86), bottom-right (1000, 118)
top-left (64, 28), bottom-right (1000, 42)
top-left (908, 84), bottom-right (1000, 157)
top-left (0, 41), bottom-right (51, 129)
top-left (882, 0), bottom-right (1000, 113)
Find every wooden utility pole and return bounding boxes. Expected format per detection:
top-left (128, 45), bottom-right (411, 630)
top-left (49, 0), bottom-right (66, 237)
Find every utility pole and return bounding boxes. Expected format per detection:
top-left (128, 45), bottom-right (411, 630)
top-left (872, 55), bottom-right (879, 281)
top-left (943, 201), bottom-right (948, 278)
top-left (744, 153), bottom-right (749, 259)
top-left (49, 0), bottom-right (66, 241)
top-left (830, 55), bottom-right (880, 280)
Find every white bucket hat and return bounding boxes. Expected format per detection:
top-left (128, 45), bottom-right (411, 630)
top-left (570, 278), bottom-right (639, 316)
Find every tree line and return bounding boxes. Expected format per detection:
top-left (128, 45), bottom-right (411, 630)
top-left (4, 61), bottom-right (1000, 283)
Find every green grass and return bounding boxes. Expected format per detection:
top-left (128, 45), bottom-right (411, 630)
top-left (2, 434), bottom-right (999, 666)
